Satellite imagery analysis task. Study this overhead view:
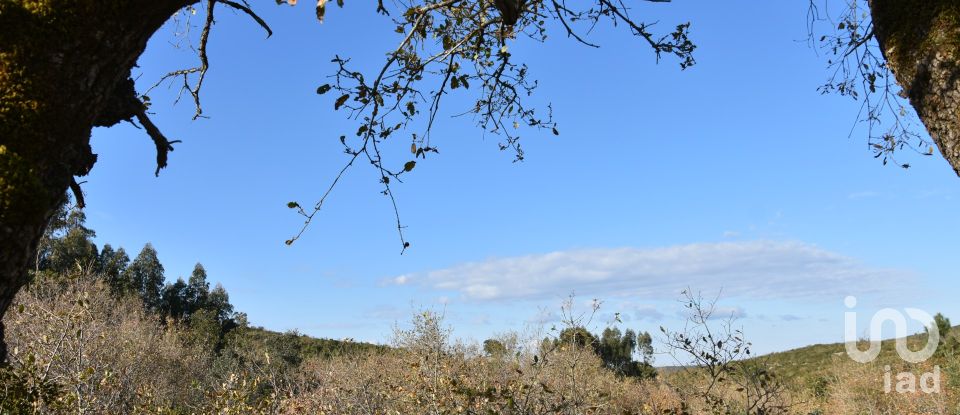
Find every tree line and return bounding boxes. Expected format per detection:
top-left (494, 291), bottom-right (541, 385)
top-left (484, 325), bottom-right (657, 380)
top-left (33, 199), bottom-right (237, 340)
top-left (28, 197), bottom-right (387, 362)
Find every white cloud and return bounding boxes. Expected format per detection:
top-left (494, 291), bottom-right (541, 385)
top-left (391, 241), bottom-right (912, 302)
top-left (707, 306), bottom-right (748, 320)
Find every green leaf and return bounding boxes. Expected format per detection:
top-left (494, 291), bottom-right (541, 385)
top-left (284, 239), bottom-right (294, 246)
top-left (335, 94), bottom-right (350, 110)
top-left (316, 84), bottom-right (332, 94)
top-left (287, 201), bottom-right (299, 209)
top-left (403, 161), bottom-right (416, 172)
top-left (552, 127), bottom-right (559, 136)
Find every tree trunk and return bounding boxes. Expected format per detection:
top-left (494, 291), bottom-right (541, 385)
top-left (0, 0), bottom-right (193, 361)
top-left (870, 1), bottom-right (960, 176)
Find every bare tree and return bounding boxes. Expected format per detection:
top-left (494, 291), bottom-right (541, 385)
top-left (661, 290), bottom-right (791, 415)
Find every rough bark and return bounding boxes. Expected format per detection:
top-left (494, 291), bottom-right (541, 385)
top-left (870, 0), bottom-right (960, 176)
top-left (0, 0), bottom-right (194, 361)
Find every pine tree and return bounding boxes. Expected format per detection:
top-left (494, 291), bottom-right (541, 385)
top-left (39, 209), bottom-right (99, 276)
top-left (161, 278), bottom-right (190, 320)
top-left (206, 283), bottom-right (234, 323)
top-left (123, 244), bottom-right (165, 311)
top-left (98, 244), bottom-right (130, 294)
top-left (186, 263), bottom-right (210, 316)
top-left (637, 331), bottom-right (654, 365)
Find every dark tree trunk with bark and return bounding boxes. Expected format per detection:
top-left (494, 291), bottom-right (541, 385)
top-left (0, 0), bottom-right (192, 361)
top-left (870, 0), bottom-right (960, 176)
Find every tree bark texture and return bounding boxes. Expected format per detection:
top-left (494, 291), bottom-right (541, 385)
top-left (871, 0), bottom-right (960, 175)
top-left (0, 0), bottom-right (193, 361)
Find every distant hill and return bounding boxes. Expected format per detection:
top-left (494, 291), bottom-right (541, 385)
top-left (243, 326), bottom-right (389, 360)
top-left (659, 326), bottom-right (957, 386)
top-left (756, 326), bottom-right (953, 383)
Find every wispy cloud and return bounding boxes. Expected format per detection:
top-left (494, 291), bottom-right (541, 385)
top-left (632, 304), bottom-right (665, 321)
top-left (707, 306), bottom-right (747, 320)
top-left (391, 241), bottom-right (912, 302)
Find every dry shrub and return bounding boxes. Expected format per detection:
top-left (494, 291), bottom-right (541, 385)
top-left (3, 273), bottom-right (210, 413)
top-left (278, 309), bottom-right (687, 415)
top-left (17, 279), bottom-right (939, 415)
top-left (820, 358), bottom-right (955, 415)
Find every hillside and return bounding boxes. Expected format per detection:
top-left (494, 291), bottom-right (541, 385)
top-left (658, 326), bottom-right (957, 386)
top-left (241, 326), bottom-right (388, 360)
top-left (742, 326), bottom-right (959, 392)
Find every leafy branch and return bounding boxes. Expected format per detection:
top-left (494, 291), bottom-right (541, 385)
top-left (808, 0), bottom-right (932, 169)
top-left (287, 0), bottom-right (696, 251)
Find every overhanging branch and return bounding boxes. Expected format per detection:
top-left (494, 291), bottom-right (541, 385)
top-left (92, 78), bottom-right (181, 177)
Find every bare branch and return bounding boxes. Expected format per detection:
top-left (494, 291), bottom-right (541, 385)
top-left (147, 0), bottom-right (272, 120)
top-left (69, 179), bottom-right (86, 210)
top-left (133, 103), bottom-right (182, 177)
top-left (283, 0), bottom-right (695, 251)
top-left (809, 0), bottom-right (929, 169)
top-left (218, 0), bottom-right (273, 37)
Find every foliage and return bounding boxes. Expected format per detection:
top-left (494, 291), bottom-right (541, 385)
top-left (123, 244), bottom-right (166, 312)
top-left (598, 327), bottom-right (657, 379)
top-left (3, 276), bottom-right (211, 413)
top-left (32, 197), bottom-right (98, 280)
top-left (31, 204), bottom-right (238, 329)
top-left (483, 338), bottom-right (507, 357)
top-left (96, 244), bottom-right (130, 295)
top-left (543, 322), bottom-right (656, 379)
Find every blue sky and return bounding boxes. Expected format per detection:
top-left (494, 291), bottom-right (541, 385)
top-left (84, 1), bottom-right (960, 360)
